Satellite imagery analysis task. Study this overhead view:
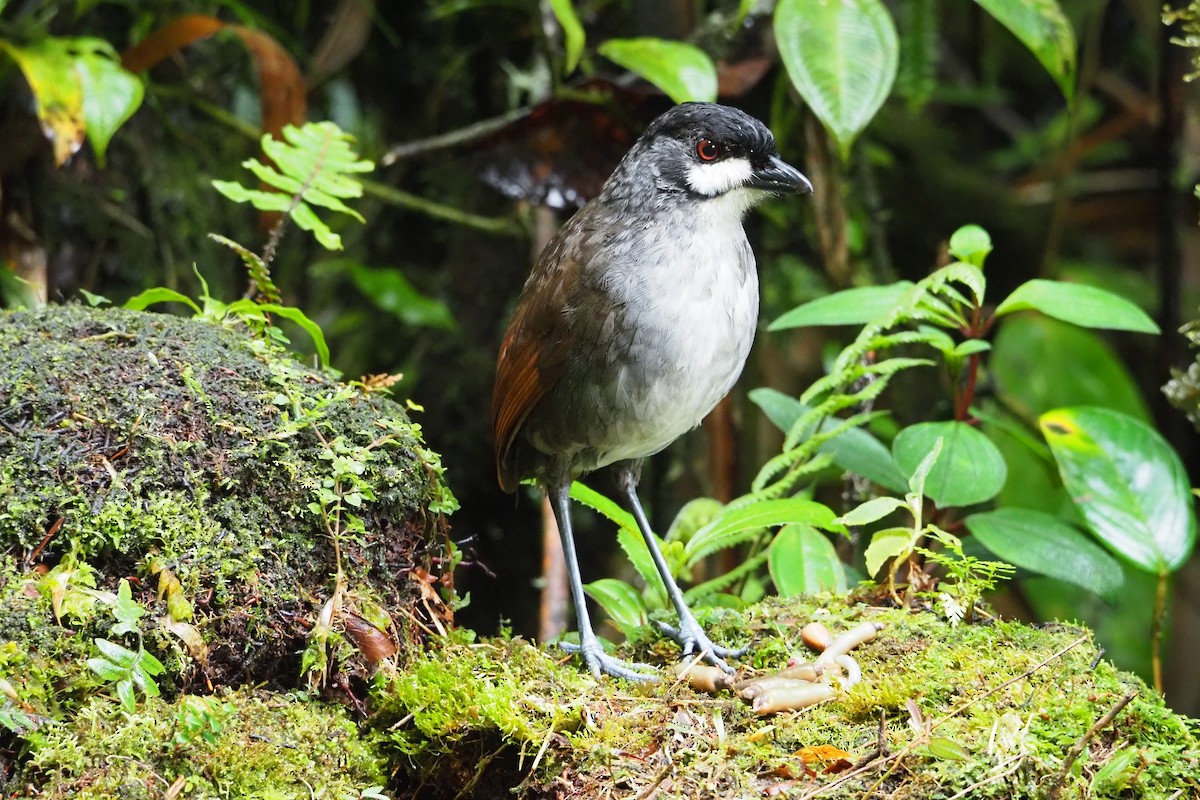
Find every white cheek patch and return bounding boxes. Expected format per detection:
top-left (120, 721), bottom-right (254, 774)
top-left (685, 157), bottom-right (753, 196)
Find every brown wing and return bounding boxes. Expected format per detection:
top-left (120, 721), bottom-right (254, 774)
top-left (491, 234), bottom-right (581, 492)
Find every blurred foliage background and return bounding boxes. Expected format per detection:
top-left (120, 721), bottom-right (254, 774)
top-left (1, 0), bottom-right (1198, 714)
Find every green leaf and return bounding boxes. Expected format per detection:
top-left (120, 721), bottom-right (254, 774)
top-left (116, 679), bottom-right (136, 712)
top-left (123, 287), bottom-right (201, 314)
top-left (86, 656), bottom-right (125, 681)
top-left (864, 527), bottom-right (914, 577)
top-left (584, 578), bottom-right (648, 637)
top-left (838, 497), bottom-right (907, 527)
top-left (995, 279), bottom-right (1159, 334)
top-left (597, 38), bottom-right (717, 103)
top-left (769, 524), bottom-right (846, 596)
top-left (569, 482), bottom-right (666, 605)
top-left (1040, 407), bottom-right (1196, 573)
top-left (925, 736), bottom-right (971, 761)
top-left (348, 265), bottom-right (456, 330)
top-left (769, 283), bottom-right (914, 329)
top-left (94, 638), bottom-right (138, 669)
top-left (947, 225), bottom-right (993, 268)
top-left (974, 0), bottom-right (1076, 102)
top-left (252, 303), bottom-right (332, 369)
top-left (73, 38), bottom-right (143, 166)
top-left (112, 579), bottom-right (144, 628)
top-left (774, 0), bottom-right (899, 157)
top-left (991, 315), bottom-right (1150, 423)
top-left (665, 498), bottom-right (724, 544)
top-left (549, 0), bottom-right (585, 74)
top-left (966, 508), bottom-right (1123, 600)
top-left (686, 498), bottom-right (845, 563)
top-left (893, 421), bottom-right (1007, 507)
top-left (748, 388), bottom-right (909, 493)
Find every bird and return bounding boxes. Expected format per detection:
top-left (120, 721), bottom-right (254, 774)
top-left (492, 102), bottom-right (812, 680)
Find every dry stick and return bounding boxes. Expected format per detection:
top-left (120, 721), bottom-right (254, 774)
top-left (1046, 690), bottom-right (1138, 800)
top-left (798, 634), bottom-right (1090, 800)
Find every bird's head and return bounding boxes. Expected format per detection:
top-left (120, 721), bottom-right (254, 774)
top-left (605, 103), bottom-right (812, 207)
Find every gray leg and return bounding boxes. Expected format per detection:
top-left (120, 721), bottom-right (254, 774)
top-left (613, 463), bottom-right (746, 673)
top-left (548, 481), bottom-right (658, 682)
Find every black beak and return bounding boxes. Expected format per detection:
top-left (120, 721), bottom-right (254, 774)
top-left (749, 155), bottom-right (813, 194)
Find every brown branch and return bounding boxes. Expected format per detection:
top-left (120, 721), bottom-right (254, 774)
top-left (1046, 691), bottom-right (1138, 800)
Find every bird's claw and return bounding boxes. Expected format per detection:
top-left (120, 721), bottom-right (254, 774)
top-left (557, 640), bottom-right (659, 682)
top-left (655, 619), bottom-right (747, 674)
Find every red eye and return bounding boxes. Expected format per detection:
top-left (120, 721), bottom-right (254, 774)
top-left (696, 138), bottom-right (721, 161)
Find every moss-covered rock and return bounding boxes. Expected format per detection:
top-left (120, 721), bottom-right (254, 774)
top-left (0, 304), bottom-right (453, 730)
top-left (370, 598), bottom-right (1200, 799)
top-left (24, 689), bottom-right (387, 798)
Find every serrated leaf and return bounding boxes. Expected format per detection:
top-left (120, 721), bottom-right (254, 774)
top-left (769, 524), bottom-right (846, 596)
top-left (995, 279), bottom-right (1159, 334)
top-left (966, 508), bottom-right (1123, 600)
top-left (1041, 407), bottom-right (1196, 573)
top-left (975, 0), bottom-right (1076, 102)
top-left (686, 498), bottom-right (845, 563)
top-left (775, 0), bottom-right (899, 157)
top-left (864, 527), bottom-right (914, 577)
top-left (598, 38), bottom-right (717, 103)
top-left (584, 578), bottom-right (648, 637)
top-left (769, 283), bottom-right (914, 330)
top-left (894, 422), bottom-right (1007, 507)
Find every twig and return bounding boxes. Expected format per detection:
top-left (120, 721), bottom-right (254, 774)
top-left (1046, 691), bottom-right (1138, 800)
top-left (381, 107), bottom-right (531, 164)
top-left (800, 634), bottom-right (1090, 800)
top-left (361, 178), bottom-right (523, 237)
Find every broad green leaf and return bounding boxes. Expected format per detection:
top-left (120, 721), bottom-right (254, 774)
top-left (1041, 407), bottom-right (1196, 573)
top-left (775, 0), bottom-right (899, 157)
top-left (893, 421), bottom-right (1007, 507)
top-left (686, 498), bottom-right (844, 563)
top-left (975, 0), bottom-right (1076, 102)
top-left (769, 283), bottom-right (913, 330)
top-left (584, 578), bottom-right (648, 637)
top-left (838, 496), bottom-right (907, 527)
top-left (977, 405), bottom-right (1071, 516)
top-left (748, 388), bottom-right (909, 492)
top-left (864, 527), bottom-right (914, 577)
top-left (991, 315), bottom-right (1149, 423)
top-left (74, 39), bottom-right (143, 166)
top-left (349, 265), bottom-right (456, 330)
top-left (123, 287), bottom-right (201, 314)
top-left (966, 508), bottom-right (1123, 600)
top-left (549, 0), bottom-right (585, 74)
top-left (86, 656), bottom-right (125, 681)
top-left (769, 524), bottom-right (846, 596)
top-left (947, 225), bottom-right (992, 268)
top-left (597, 38), bottom-right (717, 103)
top-left (995, 279), bottom-right (1159, 334)
top-left (94, 638), bottom-right (138, 669)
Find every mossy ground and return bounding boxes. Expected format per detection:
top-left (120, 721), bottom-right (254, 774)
top-left (2, 305), bottom-right (1197, 798)
top-left (370, 597), bottom-right (1200, 799)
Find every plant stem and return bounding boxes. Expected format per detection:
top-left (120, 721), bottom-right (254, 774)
top-left (1151, 570), bottom-right (1168, 692)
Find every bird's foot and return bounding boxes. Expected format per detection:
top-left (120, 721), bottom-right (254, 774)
top-left (657, 614), bottom-right (748, 674)
top-left (558, 639), bottom-right (659, 682)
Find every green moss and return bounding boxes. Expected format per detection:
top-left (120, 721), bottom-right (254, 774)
top-left (371, 598), bottom-right (1200, 799)
top-left (25, 689), bottom-right (386, 798)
